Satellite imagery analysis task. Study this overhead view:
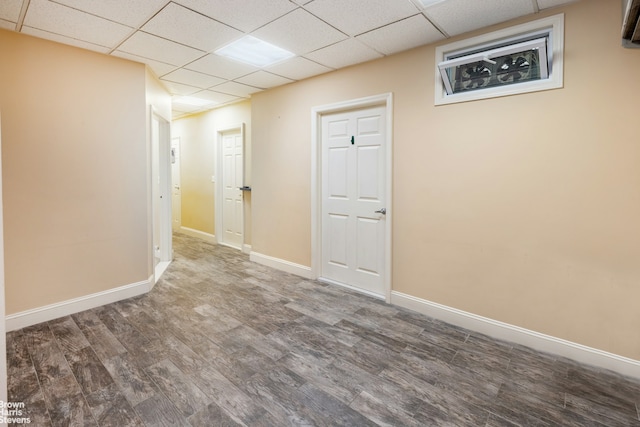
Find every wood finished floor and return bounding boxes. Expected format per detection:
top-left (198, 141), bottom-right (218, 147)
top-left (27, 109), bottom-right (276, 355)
top-left (6, 233), bottom-right (640, 426)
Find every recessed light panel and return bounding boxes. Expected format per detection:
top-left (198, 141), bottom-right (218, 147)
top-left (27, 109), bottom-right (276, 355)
top-left (417, 0), bottom-right (445, 7)
top-left (215, 35), bottom-right (295, 68)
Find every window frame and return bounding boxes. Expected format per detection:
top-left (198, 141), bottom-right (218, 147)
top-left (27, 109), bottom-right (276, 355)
top-left (434, 14), bottom-right (564, 105)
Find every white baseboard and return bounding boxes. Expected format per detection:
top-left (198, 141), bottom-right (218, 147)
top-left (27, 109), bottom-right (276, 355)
top-left (179, 227), bottom-right (216, 244)
top-left (391, 291), bottom-right (640, 380)
top-left (5, 276), bottom-right (154, 331)
top-left (242, 244), bottom-right (252, 254)
top-left (249, 251), bottom-right (313, 279)
top-left (154, 261), bottom-right (171, 284)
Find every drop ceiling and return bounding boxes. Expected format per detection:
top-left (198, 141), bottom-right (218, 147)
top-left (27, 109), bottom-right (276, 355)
top-left (0, 0), bottom-right (577, 119)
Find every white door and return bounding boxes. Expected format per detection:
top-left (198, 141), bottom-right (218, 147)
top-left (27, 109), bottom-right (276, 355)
top-left (321, 105), bottom-right (387, 296)
top-left (221, 130), bottom-right (244, 249)
top-left (171, 137), bottom-right (181, 231)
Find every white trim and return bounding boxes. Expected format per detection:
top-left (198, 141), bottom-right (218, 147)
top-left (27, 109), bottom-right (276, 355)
top-left (178, 227), bottom-right (217, 244)
top-left (435, 13), bottom-right (564, 105)
top-left (0, 110), bottom-right (7, 402)
top-left (250, 251), bottom-right (313, 279)
top-left (154, 260), bottom-right (171, 284)
top-left (311, 93), bottom-right (394, 303)
top-left (5, 277), bottom-right (154, 331)
top-left (242, 244), bottom-right (252, 254)
top-left (391, 291), bottom-right (640, 379)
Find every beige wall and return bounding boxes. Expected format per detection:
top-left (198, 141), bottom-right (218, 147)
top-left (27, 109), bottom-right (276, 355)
top-left (172, 100), bottom-right (252, 243)
top-left (251, 0), bottom-right (640, 359)
top-left (0, 30), bottom-right (153, 314)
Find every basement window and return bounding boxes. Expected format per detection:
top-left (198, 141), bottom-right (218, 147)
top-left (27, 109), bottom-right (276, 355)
top-left (435, 14), bottom-right (564, 105)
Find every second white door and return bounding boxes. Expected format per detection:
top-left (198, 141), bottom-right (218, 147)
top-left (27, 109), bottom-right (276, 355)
top-left (321, 105), bottom-right (387, 297)
top-left (221, 130), bottom-right (244, 249)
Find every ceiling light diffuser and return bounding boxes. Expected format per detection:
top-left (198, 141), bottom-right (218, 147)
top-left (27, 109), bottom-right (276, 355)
top-left (417, 0), bottom-right (445, 7)
top-left (215, 35), bottom-right (295, 68)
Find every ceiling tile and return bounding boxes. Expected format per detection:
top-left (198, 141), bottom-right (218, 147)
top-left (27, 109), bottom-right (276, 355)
top-left (357, 14), bottom-right (444, 55)
top-left (266, 57), bottom-right (333, 81)
top-left (162, 68), bottom-right (226, 88)
top-left (142, 3), bottom-right (241, 52)
top-left (537, 0), bottom-right (578, 9)
top-left (23, 0), bottom-right (133, 47)
top-left (191, 90), bottom-right (241, 105)
top-left (210, 81), bottom-right (261, 97)
top-left (161, 81), bottom-right (201, 96)
top-left (172, 102), bottom-right (204, 114)
top-left (116, 31), bottom-right (205, 67)
top-left (110, 51), bottom-right (177, 77)
top-left (1, 19), bottom-right (16, 30)
top-left (53, 0), bottom-right (168, 28)
top-left (304, 38), bottom-right (383, 69)
top-left (304, 0), bottom-right (419, 36)
top-left (235, 71), bottom-right (294, 89)
top-left (252, 8), bottom-right (348, 55)
top-left (21, 26), bottom-right (110, 53)
top-left (185, 54), bottom-right (258, 80)
top-left (424, 0), bottom-right (535, 36)
top-left (175, 0), bottom-right (297, 32)
top-left (0, 0), bottom-right (22, 22)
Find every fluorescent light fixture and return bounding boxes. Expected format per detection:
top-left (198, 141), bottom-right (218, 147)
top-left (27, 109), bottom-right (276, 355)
top-left (416, 0), bottom-right (445, 7)
top-left (215, 35), bottom-right (295, 68)
top-left (172, 96), bottom-right (213, 107)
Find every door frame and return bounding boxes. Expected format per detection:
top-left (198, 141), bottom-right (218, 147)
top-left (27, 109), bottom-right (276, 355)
top-left (311, 93), bottom-right (393, 302)
top-left (215, 123), bottom-right (246, 251)
top-left (150, 107), bottom-right (172, 283)
top-left (0, 111), bottom-right (7, 402)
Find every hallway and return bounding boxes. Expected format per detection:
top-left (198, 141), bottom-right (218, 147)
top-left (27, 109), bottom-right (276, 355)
top-left (6, 233), bottom-right (640, 426)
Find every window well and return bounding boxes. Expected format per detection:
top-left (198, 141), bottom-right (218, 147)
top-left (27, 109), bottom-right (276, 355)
top-left (434, 14), bottom-right (564, 105)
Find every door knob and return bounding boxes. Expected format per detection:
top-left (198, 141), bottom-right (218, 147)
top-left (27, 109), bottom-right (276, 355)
top-left (374, 208), bottom-right (386, 214)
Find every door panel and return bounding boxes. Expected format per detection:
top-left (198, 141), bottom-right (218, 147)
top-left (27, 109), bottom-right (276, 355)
top-left (221, 131), bottom-right (243, 249)
top-left (321, 105), bottom-right (386, 296)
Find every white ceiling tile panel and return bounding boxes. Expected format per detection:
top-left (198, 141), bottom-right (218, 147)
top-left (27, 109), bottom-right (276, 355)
top-left (116, 31), bottom-right (205, 67)
top-left (175, 0), bottom-right (297, 32)
top-left (304, 38), bottom-right (383, 70)
top-left (290, 0), bottom-right (314, 5)
top-left (110, 51), bottom-right (177, 77)
top-left (160, 81), bottom-right (201, 96)
top-left (424, 0), bottom-right (535, 36)
top-left (266, 57), bottom-right (333, 81)
top-left (252, 9), bottom-right (348, 55)
top-left (53, 0), bottom-right (169, 28)
top-left (162, 68), bottom-right (226, 88)
top-left (21, 26), bottom-right (111, 53)
top-left (0, 0), bottom-right (22, 22)
top-left (23, 0), bottom-right (133, 47)
top-left (1, 19), bottom-right (16, 30)
top-left (234, 71), bottom-right (294, 89)
top-left (191, 90), bottom-right (241, 105)
top-left (142, 3), bottom-right (241, 53)
top-left (185, 54), bottom-right (258, 80)
top-left (304, 0), bottom-right (420, 36)
top-left (537, 0), bottom-right (578, 9)
top-left (210, 81), bottom-right (261, 97)
top-left (357, 14), bottom-right (445, 55)
top-left (172, 102), bottom-right (204, 113)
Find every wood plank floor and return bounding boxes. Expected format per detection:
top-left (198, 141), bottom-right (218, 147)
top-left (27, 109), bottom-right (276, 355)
top-left (7, 233), bottom-right (640, 426)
